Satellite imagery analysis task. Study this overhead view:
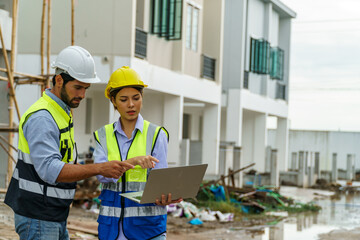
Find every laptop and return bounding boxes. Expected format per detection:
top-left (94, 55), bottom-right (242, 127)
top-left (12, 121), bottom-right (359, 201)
top-left (120, 164), bottom-right (208, 204)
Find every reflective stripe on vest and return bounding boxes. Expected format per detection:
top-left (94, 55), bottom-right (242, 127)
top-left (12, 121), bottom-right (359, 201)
top-left (101, 181), bottom-right (146, 192)
top-left (12, 167), bottom-right (75, 199)
top-left (100, 205), bottom-right (166, 218)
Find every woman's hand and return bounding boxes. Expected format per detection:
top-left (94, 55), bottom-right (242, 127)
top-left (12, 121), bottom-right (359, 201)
top-left (155, 193), bottom-right (183, 206)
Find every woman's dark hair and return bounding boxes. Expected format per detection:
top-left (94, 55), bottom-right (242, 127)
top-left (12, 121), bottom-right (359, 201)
top-left (109, 86), bottom-right (143, 100)
top-left (52, 73), bottom-right (75, 86)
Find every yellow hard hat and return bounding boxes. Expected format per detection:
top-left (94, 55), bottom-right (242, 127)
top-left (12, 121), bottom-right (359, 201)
top-left (105, 66), bottom-right (148, 99)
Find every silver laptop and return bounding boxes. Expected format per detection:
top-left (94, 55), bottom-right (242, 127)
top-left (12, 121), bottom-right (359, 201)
top-left (120, 164), bottom-right (208, 204)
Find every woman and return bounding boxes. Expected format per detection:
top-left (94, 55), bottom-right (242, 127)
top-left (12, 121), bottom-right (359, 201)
top-left (93, 66), bottom-right (182, 240)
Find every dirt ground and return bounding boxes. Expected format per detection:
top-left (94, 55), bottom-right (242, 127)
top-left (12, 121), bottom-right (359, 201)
top-left (0, 199), bottom-right (270, 240)
top-left (1, 195), bottom-right (360, 240)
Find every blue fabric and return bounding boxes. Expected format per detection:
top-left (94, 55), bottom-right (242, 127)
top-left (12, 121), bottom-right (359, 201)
top-left (188, 218), bottom-right (203, 225)
top-left (94, 114), bottom-right (168, 182)
top-left (209, 185), bottom-right (226, 201)
top-left (122, 215), bottom-right (167, 240)
top-left (14, 213), bottom-right (69, 240)
top-left (22, 89), bottom-right (70, 185)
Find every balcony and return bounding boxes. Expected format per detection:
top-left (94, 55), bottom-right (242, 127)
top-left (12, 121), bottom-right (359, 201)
top-left (135, 28), bottom-right (147, 59)
top-left (202, 54), bottom-right (216, 80)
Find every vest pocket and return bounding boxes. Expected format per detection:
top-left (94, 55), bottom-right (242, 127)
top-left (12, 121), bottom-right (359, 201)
top-left (97, 216), bottom-right (114, 240)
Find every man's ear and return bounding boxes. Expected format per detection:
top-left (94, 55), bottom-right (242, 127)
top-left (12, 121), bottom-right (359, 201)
top-left (55, 74), bottom-right (64, 88)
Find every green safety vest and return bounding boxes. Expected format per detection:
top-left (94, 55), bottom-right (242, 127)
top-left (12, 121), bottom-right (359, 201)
top-left (94, 120), bottom-right (169, 240)
top-left (5, 91), bottom-right (77, 222)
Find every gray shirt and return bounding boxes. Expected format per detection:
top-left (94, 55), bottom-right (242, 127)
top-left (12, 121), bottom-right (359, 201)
top-left (23, 89), bottom-right (71, 185)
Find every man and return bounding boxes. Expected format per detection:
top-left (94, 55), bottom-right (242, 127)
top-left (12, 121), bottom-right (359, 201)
top-left (4, 46), bottom-right (136, 240)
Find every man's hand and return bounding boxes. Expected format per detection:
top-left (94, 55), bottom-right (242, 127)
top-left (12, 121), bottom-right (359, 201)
top-left (99, 161), bottom-right (134, 179)
top-left (128, 155), bottom-right (159, 169)
top-left (155, 193), bottom-right (183, 206)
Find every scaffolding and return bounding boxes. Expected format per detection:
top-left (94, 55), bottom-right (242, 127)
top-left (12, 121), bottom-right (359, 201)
top-left (0, 0), bottom-right (76, 187)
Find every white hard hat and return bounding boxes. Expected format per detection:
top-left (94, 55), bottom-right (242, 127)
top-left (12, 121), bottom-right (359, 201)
top-left (52, 46), bottom-right (101, 84)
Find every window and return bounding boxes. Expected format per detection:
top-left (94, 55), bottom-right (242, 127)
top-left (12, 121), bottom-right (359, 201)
top-left (276, 82), bottom-right (286, 100)
top-left (186, 4), bottom-right (199, 51)
top-left (151, 0), bottom-right (183, 40)
top-left (249, 38), bottom-right (270, 74)
top-left (270, 47), bottom-right (284, 80)
top-left (135, 28), bottom-right (148, 59)
top-left (202, 54), bottom-right (216, 80)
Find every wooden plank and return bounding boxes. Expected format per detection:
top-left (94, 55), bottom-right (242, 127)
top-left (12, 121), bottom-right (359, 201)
top-left (71, 0), bottom-right (75, 45)
top-left (0, 141), bottom-right (17, 164)
top-left (0, 188), bottom-right (6, 194)
top-left (0, 127), bottom-right (18, 132)
top-left (46, 0), bottom-right (52, 88)
top-left (41, 0), bottom-right (46, 77)
top-left (0, 135), bottom-right (17, 151)
top-left (202, 163), bottom-right (256, 188)
top-left (0, 68), bottom-right (47, 80)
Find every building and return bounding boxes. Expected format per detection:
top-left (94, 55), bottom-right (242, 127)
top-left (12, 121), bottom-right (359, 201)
top-left (269, 129), bottom-right (360, 184)
top-left (220, 0), bottom-right (296, 186)
top-left (10, 0), bottom-right (224, 180)
top-left (0, 0), bottom-right (297, 188)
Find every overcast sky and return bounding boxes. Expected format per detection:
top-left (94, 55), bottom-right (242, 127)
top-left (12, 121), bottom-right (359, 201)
top-left (280, 0), bottom-right (360, 131)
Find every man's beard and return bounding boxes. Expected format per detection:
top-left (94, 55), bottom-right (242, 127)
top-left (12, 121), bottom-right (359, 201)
top-left (61, 86), bottom-right (82, 108)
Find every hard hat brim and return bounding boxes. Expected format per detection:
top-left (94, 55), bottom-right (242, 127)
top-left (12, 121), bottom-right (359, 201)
top-left (77, 75), bottom-right (101, 84)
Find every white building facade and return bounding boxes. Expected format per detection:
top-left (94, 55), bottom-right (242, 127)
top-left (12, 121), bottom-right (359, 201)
top-left (11, 0), bottom-right (224, 179)
top-left (221, 0), bottom-right (295, 186)
top-left (0, 0), bottom-right (297, 187)
top-left (269, 129), bottom-right (360, 180)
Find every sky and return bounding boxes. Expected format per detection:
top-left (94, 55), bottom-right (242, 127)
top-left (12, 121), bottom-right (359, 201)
top-left (280, 0), bottom-right (360, 131)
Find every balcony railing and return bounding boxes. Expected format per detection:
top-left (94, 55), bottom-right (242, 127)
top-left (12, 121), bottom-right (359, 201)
top-left (202, 54), bottom-right (216, 80)
top-left (135, 28), bottom-right (147, 59)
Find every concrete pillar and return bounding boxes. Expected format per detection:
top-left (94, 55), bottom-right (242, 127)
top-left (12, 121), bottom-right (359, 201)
top-left (332, 153), bottom-right (338, 182)
top-left (347, 154), bottom-right (354, 180)
top-left (270, 222), bottom-right (284, 240)
top-left (190, 113), bottom-right (201, 140)
top-left (253, 113), bottom-right (267, 173)
top-left (225, 145), bottom-right (234, 185)
top-left (298, 151), bottom-right (305, 187)
top-left (265, 146), bottom-right (272, 172)
top-left (305, 151), bottom-right (309, 175)
top-left (233, 146), bottom-right (242, 187)
top-left (163, 95), bottom-right (183, 166)
top-left (353, 154), bottom-right (356, 181)
top-left (291, 152), bottom-right (297, 171)
top-left (315, 152), bottom-right (320, 177)
top-left (270, 149), bottom-right (279, 187)
top-left (180, 139), bottom-right (190, 166)
top-left (308, 152), bottom-right (314, 187)
top-left (225, 89), bottom-right (242, 146)
top-left (276, 117), bottom-right (289, 171)
top-left (202, 103), bottom-right (221, 175)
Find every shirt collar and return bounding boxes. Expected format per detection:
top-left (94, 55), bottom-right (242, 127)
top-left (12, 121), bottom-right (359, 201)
top-left (114, 114), bottom-right (144, 135)
top-left (45, 89), bottom-right (71, 115)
